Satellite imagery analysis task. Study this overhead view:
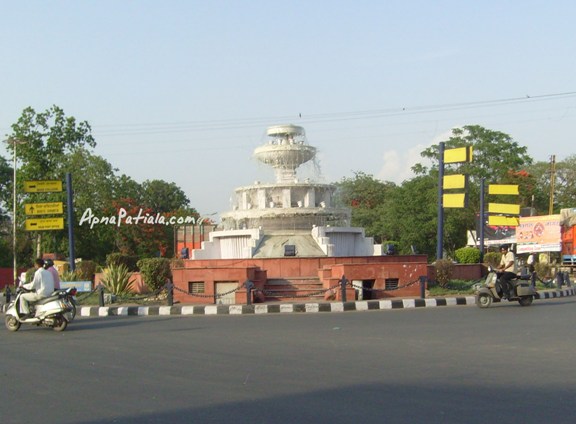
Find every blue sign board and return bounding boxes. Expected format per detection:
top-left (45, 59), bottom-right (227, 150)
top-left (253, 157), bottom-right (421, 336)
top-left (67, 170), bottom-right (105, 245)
top-left (59, 281), bottom-right (92, 292)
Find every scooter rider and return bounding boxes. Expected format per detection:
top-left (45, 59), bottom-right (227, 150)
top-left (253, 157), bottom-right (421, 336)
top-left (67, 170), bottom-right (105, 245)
top-left (497, 244), bottom-right (517, 299)
top-left (44, 258), bottom-right (61, 290)
top-left (19, 258), bottom-right (55, 318)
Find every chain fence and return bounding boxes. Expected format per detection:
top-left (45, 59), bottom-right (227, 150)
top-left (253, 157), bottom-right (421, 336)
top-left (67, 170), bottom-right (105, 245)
top-left (68, 271), bottom-right (572, 308)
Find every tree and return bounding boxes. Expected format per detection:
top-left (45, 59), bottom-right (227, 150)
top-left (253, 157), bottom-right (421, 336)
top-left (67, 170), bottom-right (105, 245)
top-left (4, 106), bottom-right (96, 264)
top-left (381, 174), bottom-right (439, 258)
top-left (141, 179), bottom-right (190, 213)
top-left (410, 125), bottom-right (534, 257)
top-left (107, 198), bottom-right (171, 258)
top-left (527, 155), bottom-right (576, 214)
top-left (335, 172), bottom-right (397, 243)
top-left (59, 147), bottom-right (119, 262)
top-left (0, 156), bottom-right (12, 220)
top-left (415, 125), bottom-right (533, 183)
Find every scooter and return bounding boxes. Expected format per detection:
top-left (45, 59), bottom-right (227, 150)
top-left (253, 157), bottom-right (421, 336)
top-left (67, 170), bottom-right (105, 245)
top-left (52, 287), bottom-right (78, 321)
top-left (475, 267), bottom-right (537, 308)
top-left (4, 287), bottom-right (76, 332)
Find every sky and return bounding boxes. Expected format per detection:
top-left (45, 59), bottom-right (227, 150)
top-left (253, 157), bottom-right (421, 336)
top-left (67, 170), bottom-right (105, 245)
top-left (1, 1), bottom-right (575, 218)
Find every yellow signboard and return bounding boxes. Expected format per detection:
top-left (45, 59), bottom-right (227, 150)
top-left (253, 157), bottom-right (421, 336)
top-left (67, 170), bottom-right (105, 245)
top-left (443, 174), bottom-right (467, 189)
top-left (25, 217), bottom-right (64, 231)
top-left (24, 180), bottom-right (63, 193)
top-left (488, 216), bottom-right (519, 227)
top-left (488, 203), bottom-right (520, 215)
top-left (443, 193), bottom-right (467, 208)
top-left (25, 202), bottom-right (64, 216)
top-left (488, 184), bottom-right (519, 195)
top-left (444, 146), bottom-right (473, 164)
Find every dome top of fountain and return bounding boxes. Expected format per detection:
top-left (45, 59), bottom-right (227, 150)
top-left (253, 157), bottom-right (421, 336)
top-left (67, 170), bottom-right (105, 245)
top-left (254, 124), bottom-right (316, 182)
top-left (266, 124), bottom-right (305, 138)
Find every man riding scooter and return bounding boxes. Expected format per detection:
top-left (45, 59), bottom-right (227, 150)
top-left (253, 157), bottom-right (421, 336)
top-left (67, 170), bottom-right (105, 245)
top-left (19, 258), bottom-right (55, 318)
top-left (497, 244), bottom-right (516, 299)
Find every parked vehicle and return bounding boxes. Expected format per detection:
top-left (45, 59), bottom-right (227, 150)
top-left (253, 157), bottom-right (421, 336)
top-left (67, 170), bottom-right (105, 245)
top-left (475, 267), bottom-right (537, 308)
top-left (4, 287), bottom-right (76, 332)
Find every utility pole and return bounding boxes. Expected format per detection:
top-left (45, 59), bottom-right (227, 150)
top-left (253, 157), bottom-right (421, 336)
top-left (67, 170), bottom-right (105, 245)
top-left (549, 155), bottom-right (556, 215)
top-left (5, 138), bottom-right (25, 285)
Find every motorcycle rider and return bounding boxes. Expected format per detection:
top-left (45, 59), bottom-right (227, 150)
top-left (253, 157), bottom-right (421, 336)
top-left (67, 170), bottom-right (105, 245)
top-left (497, 244), bottom-right (517, 299)
top-left (19, 258), bottom-right (55, 318)
top-left (44, 258), bottom-right (61, 290)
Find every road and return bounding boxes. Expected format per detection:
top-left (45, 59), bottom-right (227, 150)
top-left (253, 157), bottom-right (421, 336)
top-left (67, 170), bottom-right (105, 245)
top-left (1, 297), bottom-right (575, 424)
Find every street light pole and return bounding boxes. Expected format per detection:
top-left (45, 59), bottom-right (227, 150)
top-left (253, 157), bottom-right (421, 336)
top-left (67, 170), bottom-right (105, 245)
top-left (6, 138), bottom-right (24, 286)
top-left (13, 140), bottom-right (16, 285)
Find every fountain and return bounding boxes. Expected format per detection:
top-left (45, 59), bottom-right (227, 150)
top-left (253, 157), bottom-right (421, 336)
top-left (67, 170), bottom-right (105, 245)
top-left (220, 124), bottom-right (350, 232)
top-left (193, 124), bottom-right (380, 259)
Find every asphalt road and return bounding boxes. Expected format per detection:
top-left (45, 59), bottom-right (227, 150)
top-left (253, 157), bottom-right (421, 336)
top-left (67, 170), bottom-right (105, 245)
top-left (1, 297), bottom-right (575, 424)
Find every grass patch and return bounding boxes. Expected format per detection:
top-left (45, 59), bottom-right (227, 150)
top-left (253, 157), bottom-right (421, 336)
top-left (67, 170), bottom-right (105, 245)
top-left (75, 291), bottom-right (166, 306)
top-left (428, 279), bottom-right (478, 296)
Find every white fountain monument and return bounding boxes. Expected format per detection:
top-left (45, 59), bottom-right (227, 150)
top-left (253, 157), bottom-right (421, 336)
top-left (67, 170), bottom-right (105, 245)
top-left (192, 124), bottom-right (382, 259)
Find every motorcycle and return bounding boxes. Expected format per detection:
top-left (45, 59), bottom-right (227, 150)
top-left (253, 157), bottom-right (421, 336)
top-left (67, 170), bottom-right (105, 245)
top-left (475, 267), bottom-right (537, 308)
top-left (4, 287), bottom-right (77, 332)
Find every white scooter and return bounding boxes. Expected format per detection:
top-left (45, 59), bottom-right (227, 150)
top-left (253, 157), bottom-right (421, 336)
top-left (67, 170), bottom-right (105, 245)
top-left (4, 287), bottom-right (76, 332)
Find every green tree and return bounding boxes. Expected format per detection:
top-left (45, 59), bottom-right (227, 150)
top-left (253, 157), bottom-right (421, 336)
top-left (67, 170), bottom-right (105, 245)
top-left (527, 155), bottom-right (576, 214)
top-left (141, 179), bottom-right (190, 213)
top-left (4, 106), bottom-right (96, 264)
top-left (410, 125), bottom-right (534, 258)
top-left (335, 172), bottom-right (397, 243)
top-left (381, 174), bottom-right (438, 257)
top-left (59, 147), bottom-right (119, 262)
top-left (414, 125), bottom-right (533, 183)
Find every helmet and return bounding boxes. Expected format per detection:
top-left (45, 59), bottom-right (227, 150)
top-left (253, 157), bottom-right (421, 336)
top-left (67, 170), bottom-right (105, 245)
top-left (44, 259), bottom-right (54, 268)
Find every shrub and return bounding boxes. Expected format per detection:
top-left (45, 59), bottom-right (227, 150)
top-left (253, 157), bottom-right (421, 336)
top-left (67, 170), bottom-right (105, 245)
top-left (483, 252), bottom-right (501, 269)
top-left (60, 271), bottom-right (79, 282)
top-left (99, 263), bottom-right (135, 295)
top-left (454, 247), bottom-right (481, 264)
top-left (535, 262), bottom-right (552, 281)
top-left (434, 259), bottom-right (454, 288)
top-left (137, 258), bottom-right (172, 291)
top-left (75, 260), bottom-right (98, 282)
top-left (106, 253), bottom-right (140, 272)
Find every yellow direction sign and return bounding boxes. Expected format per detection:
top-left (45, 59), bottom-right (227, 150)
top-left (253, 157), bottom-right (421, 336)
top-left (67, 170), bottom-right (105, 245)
top-left (24, 180), bottom-right (63, 193)
top-left (25, 202), bottom-right (64, 216)
top-left (488, 216), bottom-right (519, 227)
top-left (444, 146), bottom-right (473, 164)
top-left (25, 217), bottom-right (64, 231)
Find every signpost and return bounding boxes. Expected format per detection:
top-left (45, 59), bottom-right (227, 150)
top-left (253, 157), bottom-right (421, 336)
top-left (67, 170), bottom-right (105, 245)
top-left (25, 217), bottom-right (65, 231)
top-left (24, 180), bottom-right (65, 232)
top-left (24, 180), bottom-right (63, 193)
top-left (25, 202), bottom-right (64, 216)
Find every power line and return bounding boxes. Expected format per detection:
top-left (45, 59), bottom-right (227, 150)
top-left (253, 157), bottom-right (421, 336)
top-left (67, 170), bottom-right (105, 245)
top-left (90, 91), bottom-right (576, 137)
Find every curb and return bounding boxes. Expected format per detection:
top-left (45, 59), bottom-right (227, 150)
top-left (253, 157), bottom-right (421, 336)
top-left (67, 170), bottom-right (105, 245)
top-left (76, 288), bottom-right (575, 317)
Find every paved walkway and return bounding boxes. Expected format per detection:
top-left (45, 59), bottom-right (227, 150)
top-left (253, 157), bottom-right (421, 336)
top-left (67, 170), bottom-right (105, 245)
top-left (75, 287), bottom-right (576, 317)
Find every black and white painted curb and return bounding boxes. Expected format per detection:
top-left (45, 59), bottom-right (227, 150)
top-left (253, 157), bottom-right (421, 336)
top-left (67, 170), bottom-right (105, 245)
top-left (76, 288), bottom-right (575, 317)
